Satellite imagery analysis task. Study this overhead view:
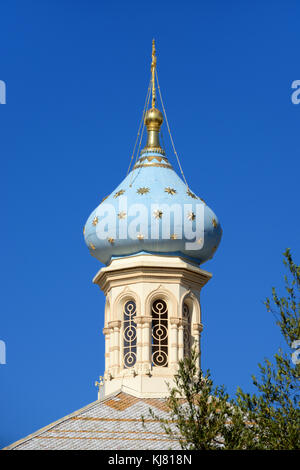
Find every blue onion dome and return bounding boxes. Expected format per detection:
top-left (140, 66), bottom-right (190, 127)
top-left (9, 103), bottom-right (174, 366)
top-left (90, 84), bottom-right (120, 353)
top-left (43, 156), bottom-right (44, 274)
top-left (84, 43), bottom-right (222, 266)
top-left (84, 108), bottom-right (222, 265)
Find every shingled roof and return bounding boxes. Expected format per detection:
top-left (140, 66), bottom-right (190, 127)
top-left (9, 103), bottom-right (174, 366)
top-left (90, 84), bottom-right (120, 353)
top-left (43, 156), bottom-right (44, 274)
top-left (4, 391), bottom-right (181, 450)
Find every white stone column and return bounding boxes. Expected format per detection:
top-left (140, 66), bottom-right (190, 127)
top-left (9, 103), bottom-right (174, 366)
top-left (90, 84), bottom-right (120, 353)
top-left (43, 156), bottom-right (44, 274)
top-left (178, 319), bottom-right (184, 361)
top-left (108, 325), bottom-right (114, 371)
top-left (108, 320), bottom-right (121, 375)
top-left (103, 327), bottom-right (110, 373)
top-left (134, 316), bottom-right (143, 373)
top-left (192, 323), bottom-right (203, 370)
top-left (169, 318), bottom-right (179, 369)
top-left (142, 316), bottom-right (152, 373)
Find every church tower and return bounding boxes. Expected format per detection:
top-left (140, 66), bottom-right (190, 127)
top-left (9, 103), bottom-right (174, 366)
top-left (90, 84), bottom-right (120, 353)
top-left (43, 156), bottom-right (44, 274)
top-left (83, 41), bottom-right (222, 399)
top-left (5, 41), bottom-right (223, 450)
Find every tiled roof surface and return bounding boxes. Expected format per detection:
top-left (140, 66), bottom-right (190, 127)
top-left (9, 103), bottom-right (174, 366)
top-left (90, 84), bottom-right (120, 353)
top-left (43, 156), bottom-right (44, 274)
top-left (5, 391), bottom-right (181, 450)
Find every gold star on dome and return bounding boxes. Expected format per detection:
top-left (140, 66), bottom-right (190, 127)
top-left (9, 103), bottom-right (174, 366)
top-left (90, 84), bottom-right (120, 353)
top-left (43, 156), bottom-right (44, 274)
top-left (137, 187), bottom-right (150, 195)
top-left (197, 237), bottom-right (203, 245)
top-left (188, 211), bottom-right (196, 221)
top-left (114, 189), bottom-right (125, 198)
top-left (118, 211), bottom-right (127, 219)
top-left (170, 233), bottom-right (178, 240)
top-left (89, 243), bottom-right (96, 250)
top-left (137, 233), bottom-right (144, 240)
top-left (165, 187), bottom-right (176, 195)
top-left (92, 216), bottom-right (98, 226)
top-left (83, 226), bottom-right (85, 235)
top-left (107, 237), bottom-right (115, 245)
top-left (187, 189), bottom-right (197, 199)
top-left (199, 197), bottom-right (206, 204)
top-left (101, 195), bottom-right (109, 203)
top-left (153, 209), bottom-right (163, 219)
top-left (212, 218), bottom-right (218, 228)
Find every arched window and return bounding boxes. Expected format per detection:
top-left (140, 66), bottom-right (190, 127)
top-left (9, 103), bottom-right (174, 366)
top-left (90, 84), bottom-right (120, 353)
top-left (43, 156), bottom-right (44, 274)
top-left (183, 303), bottom-right (192, 357)
top-left (123, 300), bottom-right (137, 368)
top-left (151, 299), bottom-right (168, 367)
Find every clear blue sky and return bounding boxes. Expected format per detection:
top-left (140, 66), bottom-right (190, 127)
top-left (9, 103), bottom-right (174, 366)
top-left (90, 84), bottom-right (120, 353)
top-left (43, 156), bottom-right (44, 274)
top-left (1, 0), bottom-right (299, 448)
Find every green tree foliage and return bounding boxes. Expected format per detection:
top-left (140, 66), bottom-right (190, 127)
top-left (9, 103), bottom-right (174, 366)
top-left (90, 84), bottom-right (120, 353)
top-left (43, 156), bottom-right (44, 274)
top-left (148, 348), bottom-right (255, 449)
top-left (148, 249), bottom-right (300, 449)
top-left (236, 248), bottom-right (300, 449)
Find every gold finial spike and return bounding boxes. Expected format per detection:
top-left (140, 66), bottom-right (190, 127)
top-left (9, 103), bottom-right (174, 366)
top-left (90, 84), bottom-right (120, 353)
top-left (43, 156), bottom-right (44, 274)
top-left (142, 39), bottom-right (164, 153)
top-left (151, 39), bottom-right (157, 108)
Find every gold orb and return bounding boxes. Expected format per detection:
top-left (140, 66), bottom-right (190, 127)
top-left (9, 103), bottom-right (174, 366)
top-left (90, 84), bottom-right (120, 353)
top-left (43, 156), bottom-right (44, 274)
top-left (144, 107), bottom-right (163, 131)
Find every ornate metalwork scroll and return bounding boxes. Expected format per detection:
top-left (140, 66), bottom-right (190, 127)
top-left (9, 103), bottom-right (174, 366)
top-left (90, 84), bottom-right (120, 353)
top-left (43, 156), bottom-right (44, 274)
top-left (183, 303), bottom-right (192, 357)
top-left (151, 299), bottom-right (168, 367)
top-left (123, 300), bottom-right (137, 368)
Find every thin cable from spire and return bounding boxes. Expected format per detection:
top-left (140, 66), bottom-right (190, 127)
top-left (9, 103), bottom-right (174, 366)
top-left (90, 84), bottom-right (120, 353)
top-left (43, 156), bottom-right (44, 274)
top-left (155, 69), bottom-right (189, 189)
top-left (136, 87), bottom-right (151, 160)
top-left (126, 77), bottom-right (152, 176)
top-left (128, 78), bottom-right (152, 186)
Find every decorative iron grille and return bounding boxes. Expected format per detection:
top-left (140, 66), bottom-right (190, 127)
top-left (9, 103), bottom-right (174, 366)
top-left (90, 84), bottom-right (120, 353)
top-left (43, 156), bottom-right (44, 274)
top-left (123, 300), bottom-right (137, 368)
top-left (183, 303), bottom-right (192, 357)
top-left (151, 299), bottom-right (168, 367)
